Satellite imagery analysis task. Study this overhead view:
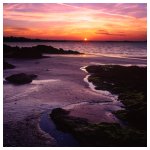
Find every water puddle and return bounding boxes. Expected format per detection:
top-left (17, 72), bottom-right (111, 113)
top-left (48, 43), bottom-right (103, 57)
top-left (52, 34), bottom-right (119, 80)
top-left (79, 65), bottom-right (124, 123)
top-left (39, 110), bottom-right (79, 147)
top-left (80, 66), bottom-right (121, 103)
top-left (83, 74), bottom-right (118, 101)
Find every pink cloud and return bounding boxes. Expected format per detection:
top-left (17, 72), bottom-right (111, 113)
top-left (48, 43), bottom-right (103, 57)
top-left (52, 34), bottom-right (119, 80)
top-left (3, 3), bottom-right (147, 41)
top-left (96, 29), bottom-right (125, 36)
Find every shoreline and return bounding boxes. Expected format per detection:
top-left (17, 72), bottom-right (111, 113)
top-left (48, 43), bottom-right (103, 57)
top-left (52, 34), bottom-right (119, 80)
top-left (3, 54), bottom-right (147, 146)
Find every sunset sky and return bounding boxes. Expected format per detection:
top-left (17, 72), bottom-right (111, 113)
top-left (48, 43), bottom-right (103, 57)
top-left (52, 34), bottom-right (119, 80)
top-left (3, 3), bottom-right (147, 41)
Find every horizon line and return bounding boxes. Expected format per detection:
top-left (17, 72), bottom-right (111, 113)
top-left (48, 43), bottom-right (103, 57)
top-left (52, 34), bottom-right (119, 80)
top-left (3, 36), bottom-right (147, 42)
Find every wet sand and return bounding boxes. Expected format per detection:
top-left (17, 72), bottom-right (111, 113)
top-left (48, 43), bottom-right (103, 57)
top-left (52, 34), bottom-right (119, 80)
top-left (3, 54), bottom-right (146, 146)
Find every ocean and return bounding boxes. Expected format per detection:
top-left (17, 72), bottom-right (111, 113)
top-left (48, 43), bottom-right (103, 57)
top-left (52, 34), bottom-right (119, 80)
top-left (4, 41), bottom-right (147, 60)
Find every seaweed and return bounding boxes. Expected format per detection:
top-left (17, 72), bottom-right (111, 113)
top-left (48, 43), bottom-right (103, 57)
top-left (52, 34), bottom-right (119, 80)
top-left (50, 65), bottom-right (147, 146)
top-left (86, 65), bottom-right (147, 129)
top-left (50, 108), bottom-right (146, 147)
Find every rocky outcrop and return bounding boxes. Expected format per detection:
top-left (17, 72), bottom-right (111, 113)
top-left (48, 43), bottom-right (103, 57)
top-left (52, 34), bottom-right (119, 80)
top-left (5, 73), bottom-right (37, 84)
top-left (3, 44), bottom-right (81, 59)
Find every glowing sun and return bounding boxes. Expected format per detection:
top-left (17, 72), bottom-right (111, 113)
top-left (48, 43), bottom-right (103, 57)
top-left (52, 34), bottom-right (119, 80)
top-left (84, 38), bottom-right (87, 41)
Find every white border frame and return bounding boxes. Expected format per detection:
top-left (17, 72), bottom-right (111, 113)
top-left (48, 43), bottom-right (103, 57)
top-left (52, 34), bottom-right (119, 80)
top-left (1, 0), bottom-right (149, 150)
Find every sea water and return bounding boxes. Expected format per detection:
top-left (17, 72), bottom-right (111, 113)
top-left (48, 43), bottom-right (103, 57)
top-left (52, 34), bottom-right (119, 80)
top-left (4, 41), bottom-right (147, 60)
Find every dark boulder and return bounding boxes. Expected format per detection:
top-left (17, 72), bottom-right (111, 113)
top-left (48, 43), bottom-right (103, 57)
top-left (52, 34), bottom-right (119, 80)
top-left (5, 73), bottom-right (37, 84)
top-left (3, 44), bottom-right (43, 59)
top-left (50, 108), bottom-right (146, 147)
top-left (51, 108), bottom-right (70, 116)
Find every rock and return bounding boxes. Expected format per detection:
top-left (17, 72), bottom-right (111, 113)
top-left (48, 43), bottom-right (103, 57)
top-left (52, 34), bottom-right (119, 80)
top-left (4, 44), bottom-right (81, 59)
top-left (51, 108), bottom-right (70, 116)
top-left (50, 107), bottom-right (146, 146)
top-left (5, 73), bottom-right (37, 84)
top-left (50, 108), bottom-right (88, 132)
top-left (86, 65), bottom-right (147, 130)
top-left (3, 61), bottom-right (15, 70)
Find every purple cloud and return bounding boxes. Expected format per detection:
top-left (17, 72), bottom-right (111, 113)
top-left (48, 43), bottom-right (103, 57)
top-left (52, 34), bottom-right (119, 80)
top-left (68, 3), bottom-right (147, 18)
top-left (96, 29), bottom-right (125, 36)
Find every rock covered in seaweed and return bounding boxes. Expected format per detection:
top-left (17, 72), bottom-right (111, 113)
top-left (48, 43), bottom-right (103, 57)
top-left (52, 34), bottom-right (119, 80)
top-left (86, 65), bottom-right (147, 129)
top-left (50, 107), bottom-right (146, 147)
top-left (3, 44), bottom-right (81, 59)
top-left (5, 73), bottom-right (37, 84)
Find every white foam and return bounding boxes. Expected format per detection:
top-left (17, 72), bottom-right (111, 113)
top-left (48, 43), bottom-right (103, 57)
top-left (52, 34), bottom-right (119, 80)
top-left (80, 66), bottom-right (88, 73)
top-left (90, 62), bottom-right (147, 67)
top-left (84, 75), bottom-right (118, 101)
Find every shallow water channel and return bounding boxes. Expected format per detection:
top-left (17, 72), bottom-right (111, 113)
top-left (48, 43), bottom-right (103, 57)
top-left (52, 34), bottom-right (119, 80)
top-left (39, 110), bottom-right (79, 147)
top-left (39, 66), bottom-right (124, 146)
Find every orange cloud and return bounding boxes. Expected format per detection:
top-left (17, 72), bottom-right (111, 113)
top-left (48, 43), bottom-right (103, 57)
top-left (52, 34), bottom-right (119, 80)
top-left (3, 3), bottom-right (147, 41)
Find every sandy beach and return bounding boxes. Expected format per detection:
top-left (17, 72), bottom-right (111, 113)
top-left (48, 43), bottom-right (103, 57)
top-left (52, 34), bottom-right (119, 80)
top-left (3, 54), bottom-right (146, 146)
